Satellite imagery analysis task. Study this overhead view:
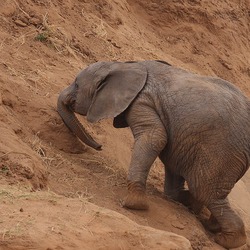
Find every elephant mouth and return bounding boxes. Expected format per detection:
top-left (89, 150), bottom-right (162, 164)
top-left (57, 91), bottom-right (102, 151)
top-left (69, 99), bottom-right (76, 110)
top-left (64, 95), bottom-right (76, 111)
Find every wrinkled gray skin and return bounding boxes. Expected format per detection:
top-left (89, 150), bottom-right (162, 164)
top-left (57, 60), bottom-right (250, 249)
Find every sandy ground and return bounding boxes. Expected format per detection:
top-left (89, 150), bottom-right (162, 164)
top-left (0, 0), bottom-right (250, 249)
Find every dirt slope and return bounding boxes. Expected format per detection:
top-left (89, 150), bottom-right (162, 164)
top-left (0, 0), bottom-right (250, 249)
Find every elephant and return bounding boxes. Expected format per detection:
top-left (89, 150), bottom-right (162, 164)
top-left (57, 60), bottom-right (250, 249)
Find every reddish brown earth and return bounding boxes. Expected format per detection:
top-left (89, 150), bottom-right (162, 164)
top-left (0, 0), bottom-right (250, 249)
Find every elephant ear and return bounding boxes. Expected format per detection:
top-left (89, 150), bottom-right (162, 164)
top-left (87, 62), bottom-right (147, 123)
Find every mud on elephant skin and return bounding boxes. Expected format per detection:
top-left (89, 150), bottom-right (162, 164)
top-left (57, 60), bottom-right (250, 249)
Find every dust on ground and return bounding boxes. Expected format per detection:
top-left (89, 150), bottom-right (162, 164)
top-left (0, 0), bottom-right (250, 249)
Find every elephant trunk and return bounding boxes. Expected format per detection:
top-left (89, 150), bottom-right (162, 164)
top-left (57, 88), bottom-right (102, 151)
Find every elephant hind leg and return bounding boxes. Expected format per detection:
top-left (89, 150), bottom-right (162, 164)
top-left (201, 214), bottom-right (221, 233)
top-left (177, 190), bottom-right (204, 214)
top-left (208, 199), bottom-right (247, 249)
top-left (163, 168), bottom-right (186, 200)
top-left (163, 168), bottom-right (203, 213)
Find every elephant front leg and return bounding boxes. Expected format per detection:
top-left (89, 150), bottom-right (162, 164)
top-left (122, 121), bottom-right (167, 210)
top-left (208, 199), bottom-right (247, 249)
top-left (123, 179), bottom-right (149, 210)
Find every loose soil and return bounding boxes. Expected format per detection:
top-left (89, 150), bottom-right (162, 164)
top-left (0, 0), bottom-right (250, 249)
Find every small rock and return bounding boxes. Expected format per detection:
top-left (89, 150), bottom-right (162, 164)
top-left (171, 220), bottom-right (185, 230)
top-left (29, 17), bottom-right (42, 26)
top-left (19, 16), bottom-right (30, 25)
top-left (220, 58), bottom-right (232, 70)
top-left (20, 208), bottom-right (24, 212)
top-left (222, 61), bottom-right (232, 70)
top-left (111, 41), bottom-right (121, 49)
top-left (29, 11), bottom-right (36, 17)
top-left (14, 19), bottom-right (28, 27)
top-left (148, 3), bottom-right (160, 11)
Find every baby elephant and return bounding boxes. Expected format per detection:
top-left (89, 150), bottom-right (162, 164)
top-left (57, 60), bottom-right (249, 249)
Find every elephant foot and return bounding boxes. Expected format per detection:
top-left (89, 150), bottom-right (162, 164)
top-left (208, 199), bottom-right (247, 249)
top-left (214, 227), bottom-right (247, 249)
top-left (122, 191), bottom-right (148, 210)
top-left (122, 181), bottom-right (149, 210)
top-left (202, 214), bottom-right (221, 233)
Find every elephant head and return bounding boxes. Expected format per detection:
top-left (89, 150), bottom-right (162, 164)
top-left (57, 61), bottom-right (148, 150)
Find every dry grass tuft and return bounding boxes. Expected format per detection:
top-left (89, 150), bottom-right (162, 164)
top-left (35, 13), bottom-right (57, 46)
top-left (34, 13), bottom-right (89, 59)
top-left (0, 184), bottom-right (60, 201)
top-left (92, 19), bottom-right (108, 39)
top-left (29, 133), bottom-right (55, 167)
